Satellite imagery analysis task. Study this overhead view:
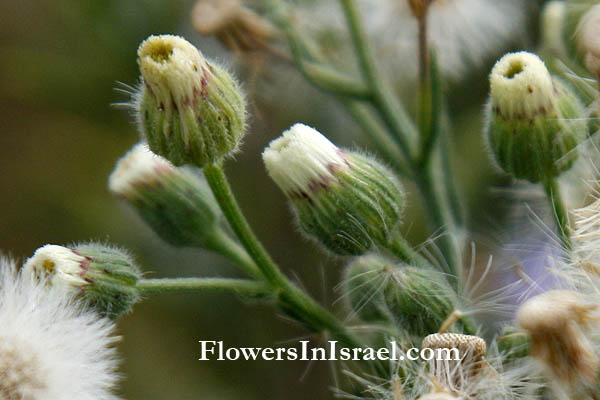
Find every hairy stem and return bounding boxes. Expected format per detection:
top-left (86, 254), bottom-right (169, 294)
top-left (205, 229), bottom-right (262, 279)
top-left (338, 0), bottom-right (418, 160)
top-left (385, 232), bottom-right (431, 268)
top-left (543, 178), bottom-right (571, 250)
top-left (203, 163), bottom-right (364, 349)
top-left (137, 277), bottom-right (270, 296)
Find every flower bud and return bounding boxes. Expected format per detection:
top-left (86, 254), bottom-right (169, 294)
top-left (517, 290), bottom-right (598, 386)
top-left (485, 52), bottom-right (585, 182)
top-left (136, 34), bottom-right (246, 167)
top-left (342, 254), bottom-right (394, 322)
top-left (262, 123), bottom-right (405, 255)
top-left (109, 143), bottom-right (221, 247)
top-left (383, 265), bottom-right (456, 337)
top-left (23, 243), bottom-right (141, 318)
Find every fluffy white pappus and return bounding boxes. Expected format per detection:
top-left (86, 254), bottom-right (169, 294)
top-left (336, 335), bottom-right (540, 400)
top-left (22, 244), bottom-right (88, 290)
top-left (262, 123), bottom-right (348, 196)
top-left (137, 35), bottom-right (208, 109)
top-left (295, 0), bottom-right (529, 82)
top-left (489, 52), bottom-right (554, 120)
top-left (108, 142), bottom-right (175, 197)
top-left (0, 257), bottom-right (120, 400)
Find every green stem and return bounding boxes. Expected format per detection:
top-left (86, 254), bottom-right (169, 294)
top-left (137, 277), bottom-right (270, 297)
top-left (385, 232), bottom-right (431, 268)
top-left (415, 165), bottom-right (460, 280)
top-left (543, 178), bottom-right (571, 250)
top-left (203, 163), bottom-right (364, 349)
top-left (205, 229), bottom-right (262, 279)
top-left (338, 0), bottom-right (418, 160)
top-left (341, 99), bottom-right (409, 175)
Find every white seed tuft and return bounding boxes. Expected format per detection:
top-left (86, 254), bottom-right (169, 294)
top-left (0, 257), bottom-right (120, 399)
top-left (517, 290), bottom-right (599, 386)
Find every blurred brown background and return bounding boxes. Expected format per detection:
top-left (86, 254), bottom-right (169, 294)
top-left (0, 0), bottom-right (541, 398)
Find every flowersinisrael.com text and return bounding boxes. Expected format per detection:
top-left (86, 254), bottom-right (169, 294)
top-left (199, 341), bottom-right (460, 362)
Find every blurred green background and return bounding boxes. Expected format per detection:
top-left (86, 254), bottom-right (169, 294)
top-left (0, 0), bottom-right (541, 398)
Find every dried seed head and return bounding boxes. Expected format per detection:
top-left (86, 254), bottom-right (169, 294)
top-left (422, 333), bottom-right (487, 360)
top-left (517, 290), bottom-right (599, 386)
top-left (418, 392), bottom-right (458, 400)
top-left (422, 333), bottom-right (487, 395)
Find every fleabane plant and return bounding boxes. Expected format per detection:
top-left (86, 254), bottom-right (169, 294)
top-left (11, 0), bottom-right (600, 399)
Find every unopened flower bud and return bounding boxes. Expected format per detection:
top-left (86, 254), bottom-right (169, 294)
top-left (383, 265), bottom-right (456, 337)
top-left (262, 123), bottom-right (405, 255)
top-left (136, 34), bottom-right (246, 167)
top-left (485, 52), bottom-right (585, 182)
top-left (577, 4), bottom-right (600, 76)
top-left (23, 243), bottom-right (141, 318)
top-left (343, 254), bottom-right (394, 322)
top-left (109, 143), bottom-right (221, 248)
top-left (422, 333), bottom-right (487, 394)
top-left (517, 290), bottom-right (599, 385)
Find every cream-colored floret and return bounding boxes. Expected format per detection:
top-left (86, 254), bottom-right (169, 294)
top-left (262, 123), bottom-right (347, 196)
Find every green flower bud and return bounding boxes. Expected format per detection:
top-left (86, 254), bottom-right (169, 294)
top-left (342, 254), bottom-right (394, 323)
top-left (485, 52), bottom-right (586, 182)
top-left (383, 265), bottom-right (456, 337)
top-left (109, 143), bottom-right (221, 247)
top-left (262, 123), bottom-right (405, 256)
top-left (136, 34), bottom-right (246, 167)
top-left (23, 243), bottom-right (141, 318)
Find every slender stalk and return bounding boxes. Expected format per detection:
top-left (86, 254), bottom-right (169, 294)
top-left (415, 165), bottom-right (459, 280)
top-left (385, 232), bottom-right (431, 268)
top-left (338, 0), bottom-right (418, 160)
top-left (341, 99), bottom-right (410, 175)
top-left (543, 178), bottom-right (571, 250)
top-left (137, 277), bottom-right (270, 297)
top-left (203, 163), bottom-right (364, 349)
top-left (205, 229), bottom-right (262, 279)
